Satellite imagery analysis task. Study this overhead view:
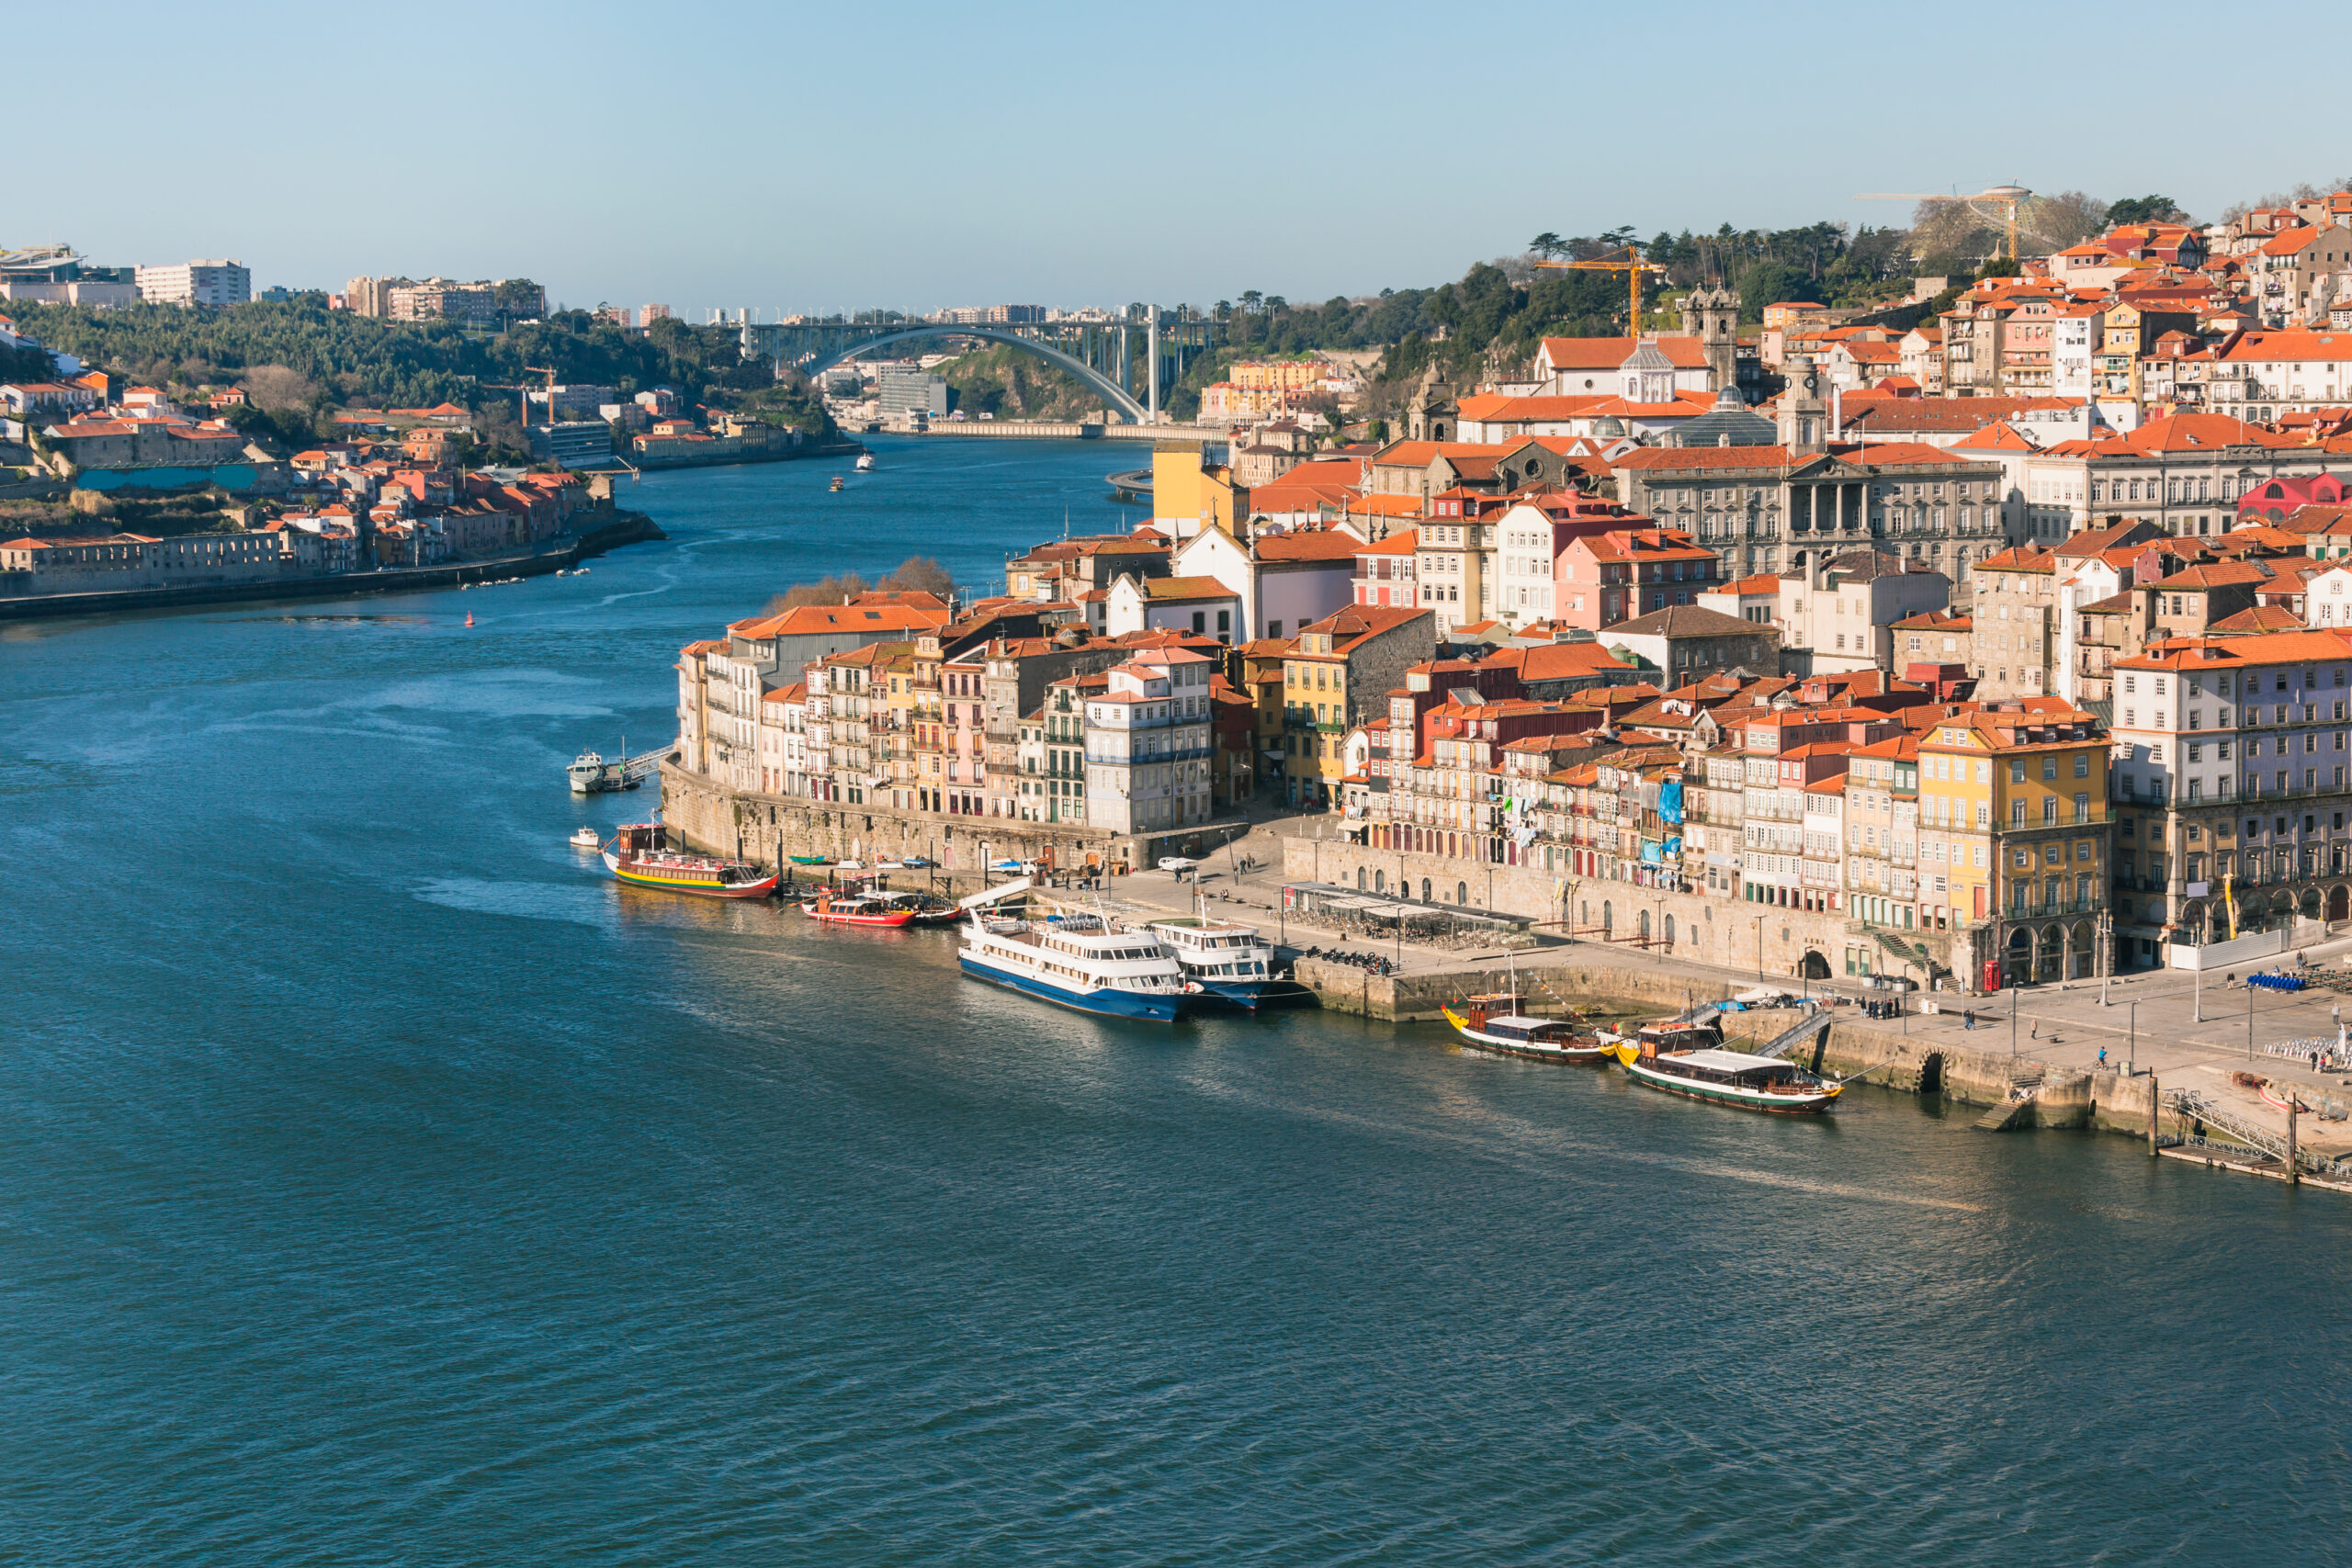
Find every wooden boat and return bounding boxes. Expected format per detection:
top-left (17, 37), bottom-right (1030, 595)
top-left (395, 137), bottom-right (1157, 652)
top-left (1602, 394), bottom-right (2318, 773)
top-left (602, 822), bottom-right (778, 898)
top-left (881, 891), bottom-right (960, 927)
top-left (1610, 1041), bottom-right (1841, 1113)
top-left (799, 890), bottom-right (915, 927)
top-left (1442, 996), bottom-right (1611, 1063)
top-left (788, 854), bottom-right (831, 865)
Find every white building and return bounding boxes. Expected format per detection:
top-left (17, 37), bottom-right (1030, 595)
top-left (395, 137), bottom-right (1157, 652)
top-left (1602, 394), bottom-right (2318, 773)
top-left (2052, 303), bottom-right (2106, 400)
top-left (1084, 647), bottom-right (1214, 834)
top-left (134, 260), bottom-right (251, 308)
top-left (1170, 525), bottom-right (1360, 641)
top-left (1778, 550), bottom-right (1951, 673)
top-left (1103, 573), bottom-right (1241, 642)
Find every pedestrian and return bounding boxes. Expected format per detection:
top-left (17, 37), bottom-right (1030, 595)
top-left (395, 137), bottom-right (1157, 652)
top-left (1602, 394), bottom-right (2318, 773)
top-left (2098, 1046), bottom-right (2108, 1068)
top-left (1964, 1009), bottom-right (1976, 1031)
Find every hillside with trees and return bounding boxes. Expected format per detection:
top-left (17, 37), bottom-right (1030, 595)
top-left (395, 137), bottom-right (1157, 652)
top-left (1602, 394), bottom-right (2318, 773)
top-left (0, 296), bottom-right (834, 451)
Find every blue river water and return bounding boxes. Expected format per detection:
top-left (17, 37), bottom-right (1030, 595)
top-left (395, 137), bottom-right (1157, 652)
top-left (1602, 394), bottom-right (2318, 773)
top-left (2, 437), bottom-right (2346, 1564)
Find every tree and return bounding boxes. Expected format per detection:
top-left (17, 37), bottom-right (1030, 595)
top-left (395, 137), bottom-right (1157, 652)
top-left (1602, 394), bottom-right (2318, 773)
top-left (1239, 290), bottom-right (1263, 313)
top-left (766, 572), bottom-right (875, 612)
top-left (879, 556), bottom-right (954, 599)
top-left (2105, 194), bottom-right (2183, 227)
top-left (1530, 231), bottom-right (1566, 261)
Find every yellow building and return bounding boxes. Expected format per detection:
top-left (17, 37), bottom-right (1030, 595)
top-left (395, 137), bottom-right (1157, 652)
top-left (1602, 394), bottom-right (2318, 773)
top-left (1229, 357), bottom-right (1327, 393)
top-left (1921, 708), bottom-right (2111, 979)
top-left (1152, 444), bottom-right (1244, 538)
top-left (1917, 720), bottom-right (1994, 929)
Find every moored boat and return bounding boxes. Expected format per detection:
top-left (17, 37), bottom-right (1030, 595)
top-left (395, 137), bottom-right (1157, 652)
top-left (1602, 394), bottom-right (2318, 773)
top-left (601, 822), bottom-right (778, 898)
top-left (787, 854), bottom-right (831, 865)
top-left (881, 890), bottom-right (961, 926)
top-left (1145, 915), bottom-right (1276, 1009)
top-left (958, 908), bottom-right (1186, 1021)
top-left (800, 890), bottom-right (915, 927)
top-left (1611, 1042), bottom-right (1841, 1113)
top-left (1442, 997), bottom-right (1612, 1063)
top-left (569, 826), bottom-right (603, 850)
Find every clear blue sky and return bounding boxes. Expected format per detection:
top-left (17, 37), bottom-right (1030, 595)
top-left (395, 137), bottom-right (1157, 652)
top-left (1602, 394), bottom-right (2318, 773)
top-left (15, 0), bottom-right (2346, 316)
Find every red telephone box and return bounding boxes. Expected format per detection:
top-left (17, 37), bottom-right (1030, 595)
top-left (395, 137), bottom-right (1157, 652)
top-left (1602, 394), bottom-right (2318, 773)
top-left (1981, 959), bottom-right (2004, 993)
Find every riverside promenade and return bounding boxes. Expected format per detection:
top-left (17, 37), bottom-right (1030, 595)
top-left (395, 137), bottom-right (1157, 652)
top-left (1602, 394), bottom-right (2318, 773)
top-left (1083, 816), bottom-right (2352, 1182)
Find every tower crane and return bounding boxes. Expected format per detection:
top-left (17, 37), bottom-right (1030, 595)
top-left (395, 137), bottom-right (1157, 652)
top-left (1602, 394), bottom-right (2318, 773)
top-left (1855, 185), bottom-right (2035, 262)
top-left (1533, 246), bottom-right (1668, 334)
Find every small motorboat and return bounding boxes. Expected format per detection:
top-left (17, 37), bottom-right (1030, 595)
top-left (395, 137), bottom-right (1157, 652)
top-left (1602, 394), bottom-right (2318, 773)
top-left (788, 854), bottom-right (831, 865)
top-left (829, 476), bottom-right (845, 492)
top-left (854, 453), bottom-right (876, 472)
top-left (569, 827), bottom-right (603, 850)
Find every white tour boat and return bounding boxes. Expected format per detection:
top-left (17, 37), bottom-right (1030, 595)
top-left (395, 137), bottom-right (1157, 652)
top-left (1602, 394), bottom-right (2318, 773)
top-left (959, 905), bottom-right (1188, 1022)
top-left (1144, 915), bottom-right (1276, 1009)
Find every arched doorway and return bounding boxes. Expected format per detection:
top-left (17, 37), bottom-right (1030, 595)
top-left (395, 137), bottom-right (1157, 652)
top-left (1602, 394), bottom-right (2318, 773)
top-left (1357, 866), bottom-right (1367, 890)
top-left (2179, 900), bottom-right (2205, 945)
top-left (2036, 925), bottom-right (2063, 983)
top-left (1800, 949), bottom-right (1831, 980)
top-left (2301, 886), bottom-right (2324, 921)
top-left (2006, 926), bottom-right (2031, 987)
top-left (2332, 885), bottom-right (2350, 922)
top-left (1638, 909), bottom-right (1652, 943)
top-left (1458, 880), bottom-right (1469, 906)
top-left (1601, 900), bottom-right (1614, 936)
top-left (1664, 913), bottom-right (1677, 949)
top-left (1373, 869), bottom-right (1385, 894)
top-left (1421, 878), bottom-right (1432, 904)
top-left (2071, 920), bottom-right (2096, 978)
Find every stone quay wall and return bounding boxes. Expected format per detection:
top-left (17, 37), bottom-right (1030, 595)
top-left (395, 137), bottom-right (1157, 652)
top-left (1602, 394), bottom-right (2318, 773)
top-left (1300, 959), bottom-right (2177, 1139)
top-left (1283, 831), bottom-right (2007, 993)
top-left (657, 764), bottom-right (1245, 894)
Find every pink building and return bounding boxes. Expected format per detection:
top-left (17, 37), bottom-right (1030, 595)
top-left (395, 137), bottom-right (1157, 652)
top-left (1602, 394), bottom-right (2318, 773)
top-left (1553, 526), bottom-right (1722, 633)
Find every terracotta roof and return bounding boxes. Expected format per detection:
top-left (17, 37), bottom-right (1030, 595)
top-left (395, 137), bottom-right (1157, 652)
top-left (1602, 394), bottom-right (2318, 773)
top-left (1237, 529), bottom-right (1359, 565)
top-left (1138, 574), bottom-right (1238, 601)
top-left (1611, 604), bottom-right (1766, 637)
top-left (1539, 335), bottom-right (1710, 371)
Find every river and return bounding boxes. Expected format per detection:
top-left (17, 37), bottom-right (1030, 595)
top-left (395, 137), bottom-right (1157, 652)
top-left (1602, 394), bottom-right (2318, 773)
top-left (1, 436), bottom-right (2344, 1563)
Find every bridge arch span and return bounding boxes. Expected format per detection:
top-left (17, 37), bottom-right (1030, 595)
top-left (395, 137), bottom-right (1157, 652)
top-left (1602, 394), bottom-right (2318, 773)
top-left (778, 326), bottom-right (1148, 423)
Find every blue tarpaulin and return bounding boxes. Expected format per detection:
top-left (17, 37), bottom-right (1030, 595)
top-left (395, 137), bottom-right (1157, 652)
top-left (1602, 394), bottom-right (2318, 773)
top-left (1658, 776), bottom-right (1684, 824)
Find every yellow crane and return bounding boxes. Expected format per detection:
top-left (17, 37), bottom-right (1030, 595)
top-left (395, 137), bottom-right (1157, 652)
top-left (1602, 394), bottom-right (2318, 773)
top-left (1533, 246), bottom-right (1668, 334)
top-left (1855, 185), bottom-right (2034, 261)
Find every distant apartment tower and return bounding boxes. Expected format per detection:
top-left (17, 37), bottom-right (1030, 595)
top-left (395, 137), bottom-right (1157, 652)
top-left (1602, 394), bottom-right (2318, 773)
top-left (987, 304), bottom-right (1046, 324)
top-left (345, 276), bottom-right (401, 317)
top-left (878, 370), bottom-right (949, 421)
top-left (639, 303), bottom-right (672, 326)
top-left (391, 279), bottom-right (496, 323)
top-left (135, 259), bottom-right (251, 308)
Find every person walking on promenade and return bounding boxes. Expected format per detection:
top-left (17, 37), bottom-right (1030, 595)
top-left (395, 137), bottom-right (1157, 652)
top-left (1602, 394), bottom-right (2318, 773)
top-left (1964, 1009), bottom-right (1976, 1030)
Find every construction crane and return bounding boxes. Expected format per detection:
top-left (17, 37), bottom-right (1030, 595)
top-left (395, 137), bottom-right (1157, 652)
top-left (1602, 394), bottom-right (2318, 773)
top-left (1533, 246), bottom-right (1668, 334)
top-left (522, 366), bottom-right (558, 427)
top-left (1855, 185), bottom-right (2034, 261)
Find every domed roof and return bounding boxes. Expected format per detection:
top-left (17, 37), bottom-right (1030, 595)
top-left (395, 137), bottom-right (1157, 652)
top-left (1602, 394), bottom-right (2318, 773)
top-left (1593, 415), bottom-right (1626, 437)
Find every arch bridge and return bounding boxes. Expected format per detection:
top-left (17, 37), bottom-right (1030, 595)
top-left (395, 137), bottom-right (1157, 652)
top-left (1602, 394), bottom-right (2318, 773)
top-left (740, 310), bottom-right (1216, 424)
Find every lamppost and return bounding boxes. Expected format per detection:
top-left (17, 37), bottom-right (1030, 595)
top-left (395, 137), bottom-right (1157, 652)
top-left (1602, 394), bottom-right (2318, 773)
top-left (1754, 914), bottom-right (1765, 980)
top-left (2011, 983), bottom-right (2019, 1060)
top-left (2247, 977), bottom-right (2256, 1063)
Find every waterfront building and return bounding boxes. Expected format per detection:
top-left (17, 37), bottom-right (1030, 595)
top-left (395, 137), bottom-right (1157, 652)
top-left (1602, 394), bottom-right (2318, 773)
top-left (1170, 525), bottom-right (1361, 641)
top-left (878, 371), bottom-right (947, 423)
top-left (1084, 649), bottom-right (1215, 834)
top-left (1277, 605), bottom-right (1437, 808)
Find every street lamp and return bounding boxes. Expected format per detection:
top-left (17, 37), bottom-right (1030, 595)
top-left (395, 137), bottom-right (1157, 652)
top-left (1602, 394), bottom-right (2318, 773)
top-left (1754, 914), bottom-right (1764, 980)
top-left (2011, 984), bottom-right (2019, 1060)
